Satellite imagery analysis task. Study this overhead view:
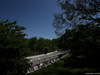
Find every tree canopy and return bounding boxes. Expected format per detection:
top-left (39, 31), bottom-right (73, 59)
top-left (53, 0), bottom-right (100, 35)
top-left (0, 19), bottom-right (58, 75)
top-left (53, 0), bottom-right (100, 67)
top-left (0, 20), bottom-right (30, 75)
top-left (28, 37), bottom-right (58, 55)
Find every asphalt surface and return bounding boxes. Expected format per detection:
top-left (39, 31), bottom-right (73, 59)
top-left (26, 50), bottom-right (69, 65)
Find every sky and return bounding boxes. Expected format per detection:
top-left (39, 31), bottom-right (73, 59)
top-left (0, 0), bottom-right (61, 39)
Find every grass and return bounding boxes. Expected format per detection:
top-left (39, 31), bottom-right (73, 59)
top-left (28, 54), bottom-right (100, 75)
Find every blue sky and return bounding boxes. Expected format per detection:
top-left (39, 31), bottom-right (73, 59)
top-left (0, 0), bottom-right (61, 39)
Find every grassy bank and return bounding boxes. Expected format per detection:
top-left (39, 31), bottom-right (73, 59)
top-left (28, 54), bottom-right (100, 75)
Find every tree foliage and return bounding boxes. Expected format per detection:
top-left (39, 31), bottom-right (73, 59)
top-left (0, 20), bottom-right (30, 75)
top-left (53, 0), bottom-right (100, 67)
top-left (53, 0), bottom-right (100, 35)
top-left (43, 46), bottom-right (49, 54)
top-left (0, 19), bottom-right (58, 75)
top-left (28, 37), bottom-right (58, 55)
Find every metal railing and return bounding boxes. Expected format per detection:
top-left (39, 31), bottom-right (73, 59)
top-left (26, 50), bottom-right (70, 73)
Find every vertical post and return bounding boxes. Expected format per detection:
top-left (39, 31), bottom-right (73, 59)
top-left (38, 58), bottom-right (40, 68)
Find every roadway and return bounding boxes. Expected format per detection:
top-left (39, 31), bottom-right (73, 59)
top-left (26, 50), bottom-right (70, 73)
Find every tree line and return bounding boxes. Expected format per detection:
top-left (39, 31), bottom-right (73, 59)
top-left (0, 0), bottom-right (100, 74)
top-left (27, 37), bottom-right (58, 55)
top-left (30, 0), bottom-right (100, 74)
top-left (53, 0), bottom-right (100, 68)
top-left (0, 20), bottom-right (58, 75)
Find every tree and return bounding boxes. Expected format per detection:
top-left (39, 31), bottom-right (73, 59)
top-left (52, 39), bottom-right (58, 51)
top-left (37, 37), bottom-right (45, 53)
top-left (28, 37), bottom-right (38, 54)
top-left (0, 20), bottom-right (30, 75)
top-left (43, 46), bottom-right (49, 54)
top-left (53, 0), bottom-right (100, 35)
top-left (53, 0), bottom-right (100, 67)
top-left (57, 29), bottom-right (75, 50)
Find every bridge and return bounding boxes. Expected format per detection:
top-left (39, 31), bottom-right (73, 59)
top-left (26, 50), bottom-right (70, 73)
